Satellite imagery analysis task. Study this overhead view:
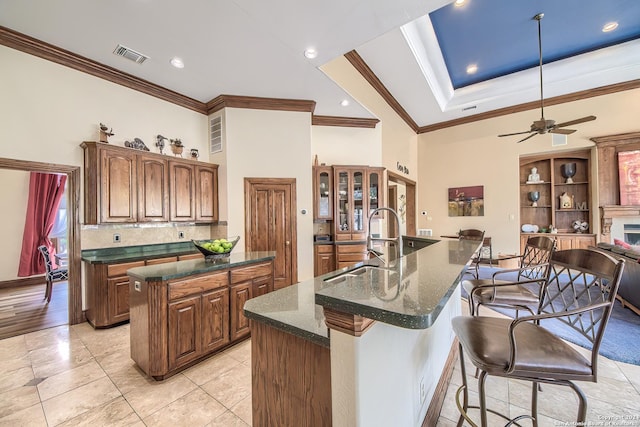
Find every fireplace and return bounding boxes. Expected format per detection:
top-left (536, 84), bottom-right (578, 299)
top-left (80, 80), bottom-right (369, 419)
top-left (592, 132), bottom-right (640, 244)
top-left (624, 224), bottom-right (640, 245)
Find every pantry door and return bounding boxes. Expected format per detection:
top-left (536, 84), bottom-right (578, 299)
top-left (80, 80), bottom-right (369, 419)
top-left (244, 178), bottom-right (297, 289)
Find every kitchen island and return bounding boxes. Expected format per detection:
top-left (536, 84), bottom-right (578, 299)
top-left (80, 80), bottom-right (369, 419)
top-left (126, 251), bottom-right (275, 379)
top-left (244, 238), bottom-right (480, 426)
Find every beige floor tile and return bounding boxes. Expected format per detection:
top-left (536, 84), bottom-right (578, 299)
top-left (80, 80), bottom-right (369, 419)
top-left (206, 409), bottom-right (250, 427)
top-left (200, 362), bottom-right (251, 409)
top-left (0, 334), bottom-right (28, 361)
top-left (618, 360), bottom-right (640, 394)
top-left (435, 417), bottom-right (458, 427)
top-left (41, 376), bottom-right (121, 426)
top-left (451, 367), bottom-right (510, 404)
top-left (142, 389), bottom-right (227, 427)
top-left (0, 385), bottom-right (40, 418)
top-left (56, 396), bottom-right (141, 427)
top-left (223, 339), bottom-right (251, 363)
top-left (508, 379), bottom-right (579, 422)
top-left (2, 352), bottom-right (31, 374)
top-left (108, 364), bottom-right (158, 396)
top-left (79, 326), bottom-right (130, 358)
top-left (0, 366), bottom-right (34, 394)
top-left (439, 381), bottom-right (510, 426)
top-left (586, 395), bottom-right (640, 423)
top-left (30, 339), bottom-right (94, 379)
top-left (182, 352), bottom-right (241, 386)
top-left (581, 375), bottom-right (640, 412)
top-left (123, 373), bottom-right (197, 419)
top-left (23, 325), bottom-right (76, 351)
top-left (230, 395), bottom-right (252, 426)
top-left (509, 403), bottom-right (563, 427)
top-left (38, 359), bottom-right (107, 401)
top-left (0, 402), bottom-right (47, 427)
top-left (95, 347), bottom-right (136, 376)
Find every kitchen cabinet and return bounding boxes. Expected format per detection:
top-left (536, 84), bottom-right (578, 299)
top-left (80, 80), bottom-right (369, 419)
top-left (313, 166), bottom-right (333, 220)
top-left (81, 141), bottom-right (218, 224)
top-left (230, 262), bottom-right (274, 341)
top-left (520, 149), bottom-right (595, 250)
top-left (334, 166), bottom-right (368, 241)
top-left (314, 244), bottom-right (335, 277)
top-left (368, 167), bottom-right (385, 218)
top-left (335, 243), bottom-right (368, 270)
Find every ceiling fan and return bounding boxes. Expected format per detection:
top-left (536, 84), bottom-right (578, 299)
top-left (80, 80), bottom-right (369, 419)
top-left (498, 13), bottom-right (596, 143)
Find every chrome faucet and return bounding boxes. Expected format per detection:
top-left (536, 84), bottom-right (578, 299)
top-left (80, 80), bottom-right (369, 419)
top-left (366, 207), bottom-right (403, 265)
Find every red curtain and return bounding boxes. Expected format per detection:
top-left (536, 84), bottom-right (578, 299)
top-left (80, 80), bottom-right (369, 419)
top-left (18, 172), bottom-right (67, 276)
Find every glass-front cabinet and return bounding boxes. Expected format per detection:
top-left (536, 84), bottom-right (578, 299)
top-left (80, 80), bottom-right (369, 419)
top-left (313, 166), bottom-right (333, 220)
top-left (368, 167), bottom-right (385, 217)
top-left (334, 166), bottom-right (368, 241)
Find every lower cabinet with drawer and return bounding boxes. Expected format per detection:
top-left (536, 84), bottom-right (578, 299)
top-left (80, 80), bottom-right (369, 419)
top-left (335, 243), bottom-right (368, 270)
top-left (129, 259), bottom-right (274, 380)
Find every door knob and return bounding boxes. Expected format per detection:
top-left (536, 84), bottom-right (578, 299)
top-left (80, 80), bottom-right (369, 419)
top-left (286, 241), bottom-right (290, 246)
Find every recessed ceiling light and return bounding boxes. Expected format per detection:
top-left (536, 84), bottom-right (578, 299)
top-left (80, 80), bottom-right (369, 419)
top-left (340, 99), bottom-right (350, 107)
top-left (602, 22), bottom-right (618, 32)
top-left (170, 57), bottom-right (184, 69)
top-left (466, 64), bottom-right (478, 74)
top-left (454, 0), bottom-right (466, 7)
top-left (304, 48), bottom-right (318, 59)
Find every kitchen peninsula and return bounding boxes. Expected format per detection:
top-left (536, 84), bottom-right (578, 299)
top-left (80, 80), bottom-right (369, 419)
top-left (244, 238), bottom-right (480, 426)
top-left (126, 251), bottom-right (275, 379)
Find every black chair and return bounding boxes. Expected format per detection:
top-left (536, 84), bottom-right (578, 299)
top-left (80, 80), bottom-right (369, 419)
top-left (462, 235), bottom-right (556, 317)
top-left (37, 245), bottom-right (69, 303)
top-left (458, 229), bottom-right (485, 279)
top-left (453, 248), bottom-right (625, 427)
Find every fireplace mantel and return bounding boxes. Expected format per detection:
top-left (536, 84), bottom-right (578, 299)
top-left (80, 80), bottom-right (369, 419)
top-left (592, 132), bottom-right (640, 242)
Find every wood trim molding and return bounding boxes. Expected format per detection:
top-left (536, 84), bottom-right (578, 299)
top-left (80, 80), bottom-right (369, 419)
top-left (0, 276), bottom-right (45, 290)
top-left (312, 115), bottom-right (379, 128)
top-left (0, 26), bottom-right (208, 115)
top-left (419, 79), bottom-right (640, 134)
top-left (591, 132), bottom-right (640, 147)
top-left (344, 50), bottom-right (419, 133)
top-left (0, 157), bottom-right (83, 325)
top-left (207, 94), bottom-right (316, 115)
top-left (322, 307), bottom-right (375, 337)
top-left (423, 339), bottom-right (459, 427)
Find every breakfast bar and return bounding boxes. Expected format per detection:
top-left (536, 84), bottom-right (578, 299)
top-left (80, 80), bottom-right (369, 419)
top-left (244, 238), bottom-right (480, 426)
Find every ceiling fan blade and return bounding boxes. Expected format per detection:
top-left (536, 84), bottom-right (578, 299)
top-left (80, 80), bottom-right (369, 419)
top-left (517, 133), bottom-right (538, 143)
top-left (554, 115), bottom-right (597, 128)
top-left (498, 130), bottom-right (534, 137)
top-left (550, 128), bottom-right (576, 135)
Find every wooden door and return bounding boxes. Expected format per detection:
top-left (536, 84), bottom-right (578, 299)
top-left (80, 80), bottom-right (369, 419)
top-left (137, 155), bottom-right (169, 222)
top-left (169, 161), bottom-right (196, 221)
top-left (245, 179), bottom-right (297, 290)
top-left (195, 164), bottom-right (218, 222)
top-left (202, 288), bottom-right (229, 352)
top-left (100, 149), bottom-right (137, 223)
top-left (168, 296), bottom-right (201, 370)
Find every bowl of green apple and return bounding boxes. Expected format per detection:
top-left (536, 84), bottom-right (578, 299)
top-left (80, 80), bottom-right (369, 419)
top-left (193, 236), bottom-right (240, 261)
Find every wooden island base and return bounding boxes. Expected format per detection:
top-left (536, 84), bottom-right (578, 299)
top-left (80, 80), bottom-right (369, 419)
top-left (250, 321), bottom-right (332, 426)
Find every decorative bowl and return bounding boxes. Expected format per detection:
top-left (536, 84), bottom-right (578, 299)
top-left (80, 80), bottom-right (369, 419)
top-left (192, 236), bottom-right (240, 261)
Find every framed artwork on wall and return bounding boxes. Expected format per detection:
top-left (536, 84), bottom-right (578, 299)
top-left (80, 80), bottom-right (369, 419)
top-left (618, 150), bottom-right (640, 205)
top-left (448, 185), bottom-right (484, 217)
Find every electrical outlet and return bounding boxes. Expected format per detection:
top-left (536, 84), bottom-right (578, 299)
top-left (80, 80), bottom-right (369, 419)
top-left (178, 231), bottom-right (185, 239)
top-left (419, 377), bottom-right (426, 404)
top-left (113, 233), bottom-right (121, 243)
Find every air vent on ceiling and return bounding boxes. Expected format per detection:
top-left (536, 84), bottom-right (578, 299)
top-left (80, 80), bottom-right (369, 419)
top-left (113, 44), bottom-right (149, 64)
top-left (552, 134), bottom-right (568, 147)
top-left (210, 116), bottom-right (222, 154)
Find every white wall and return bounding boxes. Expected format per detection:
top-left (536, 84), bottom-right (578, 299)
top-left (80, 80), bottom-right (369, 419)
top-left (418, 88), bottom-right (640, 255)
top-left (311, 125), bottom-right (382, 167)
top-left (222, 107), bottom-right (314, 281)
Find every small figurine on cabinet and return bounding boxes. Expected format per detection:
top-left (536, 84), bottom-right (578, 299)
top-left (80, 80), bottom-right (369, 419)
top-left (526, 167), bottom-right (542, 183)
top-left (549, 224), bottom-right (558, 234)
top-left (170, 139), bottom-right (184, 157)
top-left (124, 137), bottom-right (150, 151)
top-left (99, 123), bottom-right (114, 143)
top-left (156, 135), bottom-right (168, 154)
top-left (190, 148), bottom-right (199, 160)
top-left (559, 192), bottom-right (574, 209)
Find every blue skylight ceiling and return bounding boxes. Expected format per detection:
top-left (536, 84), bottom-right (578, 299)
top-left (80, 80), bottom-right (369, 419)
top-left (429, 0), bottom-right (640, 89)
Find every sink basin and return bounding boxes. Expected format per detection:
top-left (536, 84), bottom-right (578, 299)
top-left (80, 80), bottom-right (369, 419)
top-left (324, 265), bottom-right (398, 284)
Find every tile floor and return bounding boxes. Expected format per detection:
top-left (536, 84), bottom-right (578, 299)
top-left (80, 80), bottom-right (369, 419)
top-left (0, 303), bottom-right (638, 426)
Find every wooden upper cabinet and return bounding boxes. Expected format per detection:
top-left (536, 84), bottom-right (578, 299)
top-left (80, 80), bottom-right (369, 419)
top-left (170, 161), bottom-right (196, 222)
top-left (368, 167), bottom-right (385, 218)
top-left (334, 166), bottom-right (368, 241)
top-left (137, 155), bottom-right (169, 222)
top-left (100, 148), bottom-right (137, 223)
top-left (82, 142), bottom-right (218, 224)
top-left (195, 164), bottom-right (218, 222)
top-left (313, 166), bottom-right (333, 220)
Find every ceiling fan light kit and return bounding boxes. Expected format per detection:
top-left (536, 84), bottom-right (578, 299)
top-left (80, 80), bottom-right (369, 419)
top-left (498, 13), bottom-right (597, 143)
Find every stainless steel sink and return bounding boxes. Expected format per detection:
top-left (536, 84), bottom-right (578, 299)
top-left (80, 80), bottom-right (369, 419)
top-left (324, 265), bottom-right (398, 284)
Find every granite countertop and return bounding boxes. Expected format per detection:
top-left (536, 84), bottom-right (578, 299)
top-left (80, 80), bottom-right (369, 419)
top-left (126, 251), bottom-right (276, 282)
top-left (244, 238), bottom-right (479, 347)
top-left (81, 241), bottom-right (201, 264)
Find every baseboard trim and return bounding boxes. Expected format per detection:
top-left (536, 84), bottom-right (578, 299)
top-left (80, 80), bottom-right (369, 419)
top-left (0, 276), bottom-right (45, 289)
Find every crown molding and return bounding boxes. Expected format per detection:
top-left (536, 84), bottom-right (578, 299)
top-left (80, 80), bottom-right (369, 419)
top-left (418, 79), bottom-right (640, 134)
top-left (344, 50), bottom-right (419, 133)
top-left (0, 26), bottom-right (208, 114)
top-left (312, 115), bottom-right (379, 128)
top-left (207, 95), bottom-right (316, 115)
